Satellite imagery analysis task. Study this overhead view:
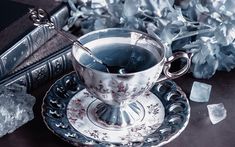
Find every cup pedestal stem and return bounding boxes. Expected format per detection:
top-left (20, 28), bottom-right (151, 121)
top-left (92, 101), bottom-right (145, 128)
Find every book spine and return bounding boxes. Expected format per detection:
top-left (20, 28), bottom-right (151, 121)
top-left (0, 6), bottom-right (69, 80)
top-left (0, 45), bottom-right (73, 91)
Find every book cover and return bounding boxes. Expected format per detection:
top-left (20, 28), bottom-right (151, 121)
top-left (0, 44), bottom-right (73, 91)
top-left (0, 4), bottom-right (69, 80)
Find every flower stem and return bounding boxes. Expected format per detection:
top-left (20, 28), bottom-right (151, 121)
top-left (172, 28), bottom-right (216, 41)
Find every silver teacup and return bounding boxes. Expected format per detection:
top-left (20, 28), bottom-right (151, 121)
top-left (71, 28), bottom-right (191, 127)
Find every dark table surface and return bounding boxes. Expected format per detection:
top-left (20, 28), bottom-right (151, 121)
top-left (0, 69), bottom-right (235, 147)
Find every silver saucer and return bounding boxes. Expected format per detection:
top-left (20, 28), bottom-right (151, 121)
top-left (42, 72), bottom-right (190, 146)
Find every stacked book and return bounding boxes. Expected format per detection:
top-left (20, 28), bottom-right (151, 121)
top-left (0, 2), bottom-right (74, 91)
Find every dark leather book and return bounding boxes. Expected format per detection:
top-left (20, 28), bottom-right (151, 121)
top-left (0, 1), bottom-right (69, 79)
top-left (0, 44), bottom-right (73, 91)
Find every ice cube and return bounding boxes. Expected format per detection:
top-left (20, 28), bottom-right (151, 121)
top-left (207, 103), bottom-right (227, 124)
top-left (189, 81), bottom-right (212, 102)
top-left (0, 84), bottom-right (35, 137)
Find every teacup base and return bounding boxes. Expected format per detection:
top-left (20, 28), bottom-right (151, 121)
top-left (67, 89), bottom-right (165, 144)
top-left (90, 101), bottom-right (145, 128)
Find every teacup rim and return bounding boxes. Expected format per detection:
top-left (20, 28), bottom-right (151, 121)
top-left (72, 28), bottom-right (166, 76)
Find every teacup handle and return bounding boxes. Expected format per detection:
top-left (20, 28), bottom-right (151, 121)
top-left (157, 52), bottom-right (192, 82)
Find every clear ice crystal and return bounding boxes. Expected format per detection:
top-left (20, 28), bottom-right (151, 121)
top-left (190, 81), bottom-right (212, 102)
top-left (0, 84), bottom-right (36, 137)
top-left (207, 103), bottom-right (227, 124)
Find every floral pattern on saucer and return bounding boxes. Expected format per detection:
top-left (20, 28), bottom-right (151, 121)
top-left (66, 89), bottom-right (164, 144)
top-left (42, 72), bottom-right (190, 146)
